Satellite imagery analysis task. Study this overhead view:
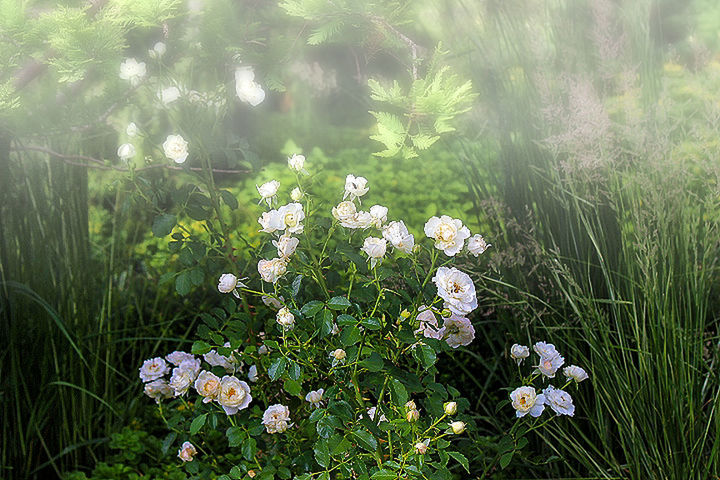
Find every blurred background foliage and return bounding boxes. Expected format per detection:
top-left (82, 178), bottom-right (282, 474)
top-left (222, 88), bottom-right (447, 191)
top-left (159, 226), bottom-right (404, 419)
top-left (2, 0), bottom-right (720, 478)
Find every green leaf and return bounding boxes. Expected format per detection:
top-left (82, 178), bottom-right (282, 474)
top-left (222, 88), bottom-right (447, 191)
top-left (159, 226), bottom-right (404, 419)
top-left (152, 213), bottom-right (176, 237)
top-left (316, 308), bottom-right (334, 336)
top-left (371, 470), bottom-right (397, 480)
top-left (301, 300), bottom-right (324, 317)
top-left (314, 439), bottom-right (330, 468)
top-left (389, 379), bottom-right (408, 408)
top-left (361, 352), bottom-right (384, 372)
top-left (242, 437), bottom-right (257, 461)
top-left (412, 343), bottom-right (436, 368)
top-left (500, 451), bottom-right (514, 469)
top-left (175, 271), bottom-right (192, 296)
top-left (268, 357), bottom-right (287, 381)
top-left (226, 426), bottom-right (243, 447)
top-left (189, 414), bottom-right (207, 435)
top-left (283, 379), bottom-right (302, 396)
top-left (327, 296), bottom-right (351, 310)
top-left (353, 430), bottom-right (377, 452)
top-left (191, 340), bottom-right (212, 355)
top-left (336, 314), bottom-right (358, 326)
top-left (220, 190), bottom-right (239, 210)
top-left (340, 325), bottom-right (362, 346)
top-left (448, 451), bottom-right (469, 473)
top-left (361, 317), bottom-right (382, 330)
top-left (317, 414), bottom-right (341, 438)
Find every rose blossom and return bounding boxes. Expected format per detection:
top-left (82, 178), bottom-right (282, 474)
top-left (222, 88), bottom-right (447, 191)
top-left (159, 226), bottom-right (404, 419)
top-left (564, 365), bottom-right (589, 383)
top-left (510, 386), bottom-right (545, 418)
top-left (467, 234), bottom-right (491, 256)
top-left (162, 134), bottom-right (189, 164)
top-left (177, 441), bottom-right (197, 462)
top-left (194, 370), bottom-right (221, 403)
top-left (415, 306), bottom-right (444, 340)
top-left (117, 143), bottom-right (136, 161)
top-left (262, 404), bottom-right (291, 433)
top-left (510, 344), bottom-right (530, 365)
top-left (273, 234), bottom-right (299, 258)
top-left (119, 58), bottom-right (146, 86)
top-left (432, 266), bottom-right (478, 315)
top-left (543, 385), bottom-right (575, 416)
top-left (277, 203), bottom-right (305, 234)
top-left (441, 315), bottom-right (475, 348)
top-left (288, 153), bottom-right (305, 172)
top-left (166, 351), bottom-right (195, 366)
top-left (158, 86), bottom-right (181, 105)
top-left (332, 201), bottom-right (357, 225)
top-left (368, 205), bottom-right (388, 228)
top-left (258, 210), bottom-right (284, 234)
top-left (257, 180), bottom-right (280, 207)
top-left (258, 258), bottom-right (287, 283)
top-left (424, 215), bottom-right (471, 256)
top-left (343, 174), bottom-right (369, 201)
top-left (218, 376), bottom-right (252, 415)
top-left (126, 122), bottom-right (138, 137)
top-left (290, 187), bottom-right (303, 201)
top-left (217, 273), bottom-right (246, 298)
top-left (276, 307), bottom-right (295, 330)
top-left (305, 388), bottom-right (324, 408)
top-left (143, 379), bottom-right (173, 402)
top-left (235, 66), bottom-right (266, 106)
top-left (139, 357), bottom-right (170, 383)
top-left (361, 237), bottom-right (387, 268)
top-left (382, 220), bottom-right (414, 254)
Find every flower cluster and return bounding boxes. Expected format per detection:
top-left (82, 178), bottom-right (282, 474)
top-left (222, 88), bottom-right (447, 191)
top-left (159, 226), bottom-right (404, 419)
top-left (509, 341), bottom-right (588, 419)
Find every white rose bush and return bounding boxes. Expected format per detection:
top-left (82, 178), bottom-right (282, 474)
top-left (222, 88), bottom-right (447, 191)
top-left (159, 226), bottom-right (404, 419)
top-left (134, 153), bottom-right (548, 479)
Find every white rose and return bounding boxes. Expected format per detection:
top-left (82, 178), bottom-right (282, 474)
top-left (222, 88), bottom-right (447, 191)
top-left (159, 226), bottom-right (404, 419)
top-left (288, 153), bottom-right (305, 172)
top-left (533, 341), bottom-right (559, 358)
top-left (117, 143), bottom-right (136, 161)
top-left (119, 58), bottom-right (146, 86)
top-left (332, 201), bottom-right (357, 224)
top-left (467, 234), bottom-right (491, 257)
top-left (139, 357), bottom-right (170, 382)
top-left (305, 388), bottom-right (324, 408)
top-left (415, 306), bottom-right (444, 340)
top-left (178, 358), bottom-right (201, 377)
top-left (382, 220), bottom-right (415, 254)
top-left (510, 344), bottom-right (530, 365)
top-left (535, 352), bottom-right (565, 378)
top-left (349, 211), bottom-right (373, 229)
top-left (432, 267), bottom-right (478, 316)
top-left (510, 386), bottom-right (545, 418)
top-left (278, 202), bottom-right (305, 234)
top-left (203, 343), bottom-right (240, 373)
top-left (290, 187), bottom-right (304, 201)
top-left (158, 86), bottom-right (181, 105)
top-left (169, 367), bottom-right (195, 397)
top-left (368, 205), bottom-right (388, 228)
top-left (542, 385), bottom-right (575, 416)
top-left (414, 440), bottom-right (429, 454)
top-left (151, 41), bottom-right (166, 58)
top-left (217, 273), bottom-right (244, 298)
top-left (143, 378), bottom-right (173, 402)
top-left (424, 215), bottom-right (471, 256)
top-left (177, 441), bottom-right (197, 462)
top-left (444, 401), bottom-right (458, 415)
top-left (441, 315), bottom-right (475, 348)
top-left (218, 376), bottom-right (252, 415)
top-left (361, 237), bottom-right (387, 268)
top-left (258, 209), bottom-right (285, 234)
top-left (257, 180), bottom-right (280, 207)
top-left (273, 234), bottom-right (299, 258)
top-left (258, 258), bottom-right (287, 283)
top-left (343, 174), bottom-right (369, 201)
top-left (449, 421), bottom-right (466, 434)
top-left (194, 370), bottom-right (221, 403)
top-left (166, 351), bottom-right (195, 366)
top-left (248, 364), bottom-right (258, 382)
top-left (564, 365), bottom-right (589, 383)
top-left (330, 348), bottom-right (346, 366)
top-left (276, 307), bottom-right (295, 330)
top-left (126, 122), bottom-right (138, 137)
top-left (262, 404), bottom-right (291, 433)
top-left (163, 134), bottom-right (189, 164)
top-left (235, 66), bottom-right (265, 106)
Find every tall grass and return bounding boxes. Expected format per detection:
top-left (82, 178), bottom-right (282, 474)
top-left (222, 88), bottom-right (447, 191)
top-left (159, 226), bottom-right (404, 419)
top-left (0, 137), bottom-right (195, 479)
top-left (441, 0), bottom-right (720, 477)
